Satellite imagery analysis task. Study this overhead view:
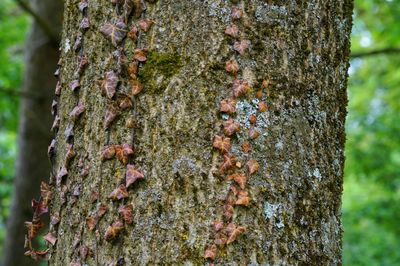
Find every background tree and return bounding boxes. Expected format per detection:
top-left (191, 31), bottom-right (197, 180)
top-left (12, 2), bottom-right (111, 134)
top-left (2, 0), bottom-right (63, 265)
top-left (29, 0), bottom-right (353, 265)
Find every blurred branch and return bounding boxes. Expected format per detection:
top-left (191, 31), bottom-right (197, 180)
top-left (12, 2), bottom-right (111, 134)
top-left (14, 0), bottom-right (59, 46)
top-left (0, 87), bottom-right (42, 100)
top-left (351, 47), bottom-right (400, 58)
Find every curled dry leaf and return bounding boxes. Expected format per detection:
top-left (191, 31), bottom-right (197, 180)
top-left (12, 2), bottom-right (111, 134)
top-left (213, 135), bottom-right (231, 154)
top-left (73, 35), bottom-right (83, 51)
top-left (235, 190), bottom-right (251, 206)
top-left (219, 153), bottom-right (236, 174)
top-left (40, 181), bottom-right (52, 205)
top-left (233, 40), bottom-right (250, 55)
top-left (118, 204), bottom-right (134, 224)
top-left (43, 232), bottom-right (57, 246)
top-left (86, 216), bottom-right (97, 231)
top-left (220, 98), bottom-right (236, 114)
top-left (104, 104), bottom-right (120, 129)
top-left (51, 212), bottom-right (60, 225)
top-left (226, 225), bottom-right (246, 244)
top-left (126, 164), bottom-right (144, 188)
top-left (247, 159), bottom-right (260, 175)
top-left (130, 79), bottom-right (143, 95)
top-left (80, 17), bottom-right (90, 30)
top-left (213, 220), bottom-right (224, 232)
top-left (108, 184), bottom-right (129, 201)
top-left (104, 71), bottom-right (118, 99)
top-left (227, 173), bottom-right (247, 190)
top-left (56, 166), bottom-right (68, 186)
top-left (249, 114), bottom-right (257, 124)
top-left (249, 126), bottom-right (260, 140)
top-left (24, 249), bottom-right (49, 261)
top-left (132, 0), bottom-right (147, 18)
top-left (115, 143), bottom-right (134, 165)
top-left (225, 24), bottom-right (238, 38)
top-left (126, 116), bottom-right (135, 128)
top-left (100, 21), bottom-right (127, 47)
top-left (118, 94), bottom-right (133, 109)
top-left (223, 119), bottom-right (240, 136)
top-left (256, 90), bottom-right (263, 99)
top-left (48, 139), bottom-right (56, 158)
top-left (231, 7), bottom-right (243, 20)
top-left (204, 244), bottom-right (217, 260)
top-left (97, 203), bottom-right (107, 219)
top-left (105, 220), bottom-right (124, 242)
top-left (232, 79), bottom-right (250, 98)
top-left (139, 19), bottom-right (154, 32)
top-left (69, 102), bottom-right (86, 122)
top-left (70, 79), bottom-right (80, 92)
top-left (64, 123), bottom-right (74, 142)
top-left (223, 204), bottom-right (234, 220)
top-left (90, 190), bottom-right (99, 203)
top-left (51, 115), bottom-right (60, 132)
top-left (128, 62), bottom-right (138, 79)
top-left (32, 199), bottom-right (48, 217)
top-left (55, 81), bottom-right (61, 96)
top-left (133, 48), bottom-right (147, 62)
top-left (128, 26), bottom-right (138, 41)
top-left (225, 59), bottom-right (239, 74)
top-left (101, 145), bottom-right (116, 161)
top-left (258, 101), bottom-right (267, 112)
top-left (262, 79), bottom-right (269, 88)
top-left (25, 219), bottom-right (44, 239)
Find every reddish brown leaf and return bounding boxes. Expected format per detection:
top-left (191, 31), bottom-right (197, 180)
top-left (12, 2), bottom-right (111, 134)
top-left (220, 98), bottom-right (236, 114)
top-left (104, 104), bottom-right (120, 129)
top-left (232, 79), bottom-right (250, 98)
top-left (80, 17), bottom-right (90, 30)
top-left (249, 114), bottom-right (257, 124)
top-left (212, 135), bottom-right (231, 154)
top-left (100, 21), bottom-right (127, 47)
top-left (204, 244), bottom-right (217, 260)
top-left (86, 216), bottom-right (97, 231)
top-left (231, 7), bottom-right (243, 20)
top-left (118, 204), bottom-right (134, 224)
top-left (258, 101), bottom-right (267, 112)
top-left (104, 71), bottom-right (118, 99)
top-left (25, 219), bottom-right (44, 239)
top-left (90, 190), bottom-right (99, 203)
top-left (235, 190), bottom-right (251, 206)
top-left (262, 79), bottom-right (269, 88)
top-left (223, 204), bottom-right (234, 220)
top-left (128, 26), bottom-right (138, 41)
top-left (214, 232), bottom-right (228, 246)
top-left (225, 59), bottom-right (239, 74)
top-left (133, 48), bottom-right (147, 62)
top-left (132, 0), bottom-right (146, 18)
top-left (115, 143), bottom-right (134, 165)
top-left (128, 62), bottom-right (138, 79)
top-left (256, 90), bottom-right (263, 99)
top-left (101, 145), bottom-right (116, 161)
top-left (233, 40), bottom-right (250, 55)
top-left (105, 220), bottom-right (124, 242)
top-left (41, 182), bottom-right (52, 205)
top-left (51, 115), bottom-right (60, 131)
top-left (126, 164), bottom-right (144, 188)
top-left (70, 79), bottom-right (80, 92)
top-left (69, 102), bottom-right (85, 122)
top-left (139, 19), bottom-right (154, 32)
top-left (219, 153), bottom-right (236, 174)
top-left (32, 199), bottom-right (48, 217)
top-left (225, 24), bottom-right (238, 38)
top-left (97, 203), bottom-right (107, 219)
top-left (249, 126), bottom-right (260, 139)
top-left (108, 184), bottom-right (129, 201)
top-left (130, 79), bottom-right (143, 95)
top-left (226, 225), bottom-right (246, 244)
top-left (50, 212), bottom-right (60, 225)
top-left (43, 232), bottom-right (57, 246)
top-left (24, 249), bottom-right (49, 261)
top-left (118, 94), bottom-right (133, 109)
top-left (227, 173), bottom-right (247, 190)
top-left (126, 116), bottom-right (135, 128)
top-left (223, 118), bottom-right (240, 136)
top-left (247, 159), bottom-right (260, 175)
top-left (213, 220), bottom-right (224, 232)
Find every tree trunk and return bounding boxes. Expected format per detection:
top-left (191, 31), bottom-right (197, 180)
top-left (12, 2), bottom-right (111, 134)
top-left (45, 0), bottom-right (352, 265)
top-left (2, 1), bottom-right (63, 266)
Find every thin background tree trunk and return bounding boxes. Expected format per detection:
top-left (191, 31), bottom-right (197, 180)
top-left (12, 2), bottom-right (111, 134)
top-left (47, 0), bottom-right (352, 265)
top-left (2, 0), bottom-right (63, 265)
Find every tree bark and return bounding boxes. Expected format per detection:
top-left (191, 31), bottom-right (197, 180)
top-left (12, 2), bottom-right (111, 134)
top-left (46, 0), bottom-right (352, 265)
top-left (2, 1), bottom-right (63, 266)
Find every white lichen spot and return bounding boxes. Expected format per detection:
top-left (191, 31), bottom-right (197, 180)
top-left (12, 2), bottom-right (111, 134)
top-left (64, 38), bottom-right (71, 53)
top-left (207, 2), bottom-right (230, 23)
top-left (275, 220), bottom-right (285, 229)
top-left (263, 202), bottom-right (279, 219)
top-left (275, 139), bottom-right (284, 150)
top-left (243, 67), bottom-right (256, 86)
top-left (221, 114), bottom-right (230, 120)
top-left (255, 4), bottom-right (288, 25)
top-left (313, 168), bottom-right (322, 181)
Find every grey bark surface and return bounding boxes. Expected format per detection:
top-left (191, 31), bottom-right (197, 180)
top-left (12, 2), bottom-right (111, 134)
top-left (2, 0), bottom-right (63, 265)
top-left (49, 0), bottom-right (352, 265)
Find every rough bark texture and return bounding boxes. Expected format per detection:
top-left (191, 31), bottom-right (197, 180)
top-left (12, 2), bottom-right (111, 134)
top-left (49, 0), bottom-right (352, 265)
top-left (2, 1), bottom-right (63, 266)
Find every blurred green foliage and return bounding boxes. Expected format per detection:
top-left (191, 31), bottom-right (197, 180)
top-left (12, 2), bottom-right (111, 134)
top-left (0, 0), bottom-right (28, 255)
top-left (0, 0), bottom-right (399, 264)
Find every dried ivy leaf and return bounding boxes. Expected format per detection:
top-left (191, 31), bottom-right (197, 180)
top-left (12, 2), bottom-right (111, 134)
top-left (51, 115), bottom-right (60, 132)
top-left (65, 144), bottom-right (76, 166)
top-left (130, 79), bottom-right (143, 95)
top-left (214, 231), bottom-right (228, 246)
top-left (232, 79), bottom-right (250, 98)
top-left (213, 135), bottom-right (231, 154)
top-left (73, 35), bottom-right (83, 51)
top-left (118, 204), bottom-right (133, 224)
top-left (226, 225), bottom-right (246, 244)
top-left (227, 173), bottom-right (247, 190)
top-left (219, 153), bottom-right (236, 174)
top-left (132, 0), bottom-right (146, 18)
top-left (55, 81), bottom-right (61, 96)
top-left (139, 19), bottom-right (153, 32)
top-left (133, 48), bottom-right (147, 62)
top-left (249, 114), bottom-right (256, 124)
top-left (97, 203), bottom-right (107, 219)
top-left (101, 145), bottom-right (116, 161)
top-left (233, 40), bottom-right (250, 55)
top-left (41, 182), bottom-right (52, 205)
top-left (223, 119), bottom-right (240, 136)
top-left (100, 21), bottom-right (127, 47)
top-left (119, 94), bottom-right (133, 109)
top-left (127, 26), bottom-right (138, 41)
top-left (126, 164), bottom-right (144, 188)
top-left (78, 0), bottom-right (88, 11)
top-left (249, 126), bottom-right (260, 139)
top-left (235, 190), bottom-right (251, 206)
top-left (77, 54), bottom-right (88, 75)
top-left (262, 79), bottom-right (269, 88)
top-left (231, 7), bottom-right (243, 20)
top-left (25, 219), bottom-right (44, 239)
top-left (32, 199), bottom-right (48, 217)
top-left (48, 139), bottom-right (56, 158)
top-left (86, 216), bottom-right (97, 231)
top-left (242, 141), bottom-right (251, 153)
top-left (258, 101), bottom-right (267, 112)
top-left (125, 116), bottom-right (135, 128)
top-left (43, 232), bottom-right (57, 246)
top-left (105, 220), bottom-right (124, 242)
top-left (247, 159), bottom-right (260, 175)
top-left (51, 212), bottom-right (60, 225)
top-left (69, 102), bottom-right (86, 122)
top-left (108, 184), bottom-right (129, 201)
top-left (56, 166), bottom-right (68, 186)
top-left (104, 71), bottom-right (118, 99)
top-left (70, 79), bottom-right (81, 92)
top-left (90, 190), bottom-right (99, 203)
top-left (213, 220), bottom-right (224, 232)
top-left (64, 123), bottom-right (74, 142)
top-left (223, 204), bottom-right (234, 220)
top-left (104, 104), bottom-right (120, 129)
top-left (220, 98), bottom-right (236, 114)
top-left (24, 249), bottom-right (49, 261)
top-left (225, 59), bottom-right (239, 74)
top-left (204, 244), bottom-right (217, 260)
top-left (115, 144), bottom-right (134, 165)
top-left (225, 24), bottom-right (238, 38)
top-left (80, 17), bottom-right (90, 30)
top-left (128, 62), bottom-right (138, 79)
top-left (256, 90), bottom-right (263, 99)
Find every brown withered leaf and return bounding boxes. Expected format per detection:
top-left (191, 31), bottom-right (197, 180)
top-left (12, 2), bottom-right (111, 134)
top-left (73, 35), bottom-right (83, 51)
top-left (126, 116), bottom-right (135, 128)
top-left (70, 102), bottom-right (86, 122)
top-left (258, 101), bottom-right (267, 112)
top-left (214, 232), bottom-right (228, 246)
top-left (56, 166), bottom-right (68, 186)
top-left (249, 114), bottom-right (257, 124)
top-left (132, 0), bottom-right (146, 18)
top-left (48, 139), bottom-right (56, 158)
top-left (51, 115), bottom-right (60, 132)
top-left (32, 199), bottom-right (48, 217)
top-left (235, 190), bottom-right (251, 206)
top-left (79, 245), bottom-right (92, 260)
top-left (70, 79), bottom-right (80, 92)
top-left (90, 190), bottom-right (99, 203)
top-left (25, 219), bottom-right (44, 239)
top-left (226, 225), bottom-right (246, 244)
top-left (55, 81), bottom-right (61, 96)
top-left (232, 79), bottom-right (250, 98)
top-left (65, 144), bottom-right (76, 167)
top-left (231, 7), bottom-right (243, 20)
top-left (126, 164), bottom-right (144, 188)
top-left (225, 24), bottom-right (238, 38)
top-left (24, 249), bottom-right (49, 261)
top-left (225, 59), bottom-right (239, 74)
top-left (100, 21), bottom-right (127, 47)
top-left (108, 184), bottom-right (129, 201)
top-left (86, 216), bottom-right (97, 231)
top-left (118, 204), bottom-right (133, 224)
top-left (40, 182), bottom-right (52, 205)
top-left (220, 98), bottom-right (236, 114)
top-left (104, 104), bottom-right (120, 129)
top-left (133, 48), bottom-right (147, 62)
top-left (223, 119), bottom-right (240, 136)
top-left (204, 244), bottom-right (217, 260)
top-left (262, 79), bottom-right (269, 88)
top-left (105, 220), bottom-right (124, 242)
top-left (43, 232), bottom-right (57, 246)
top-left (227, 173), bottom-right (247, 190)
top-left (139, 19), bottom-right (153, 32)
top-left (80, 17), bottom-right (90, 30)
top-left (247, 159), bottom-right (260, 175)
top-left (127, 26), bottom-right (138, 41)
top-left (104, 71), bottom-right (118, 99)
top-left (223, 204), bottom-right (234, 220)
top-left (249, 126), bottom-right (260, 139)
top-left (118, 94), bottom-right (133, 109)
top-left (233, 40), bottom-right (250, 55)
top-left (51, 100), bottom-right (57, 116)
top-left (130, 79), bottom-right (143, 95)
top-left (213, 220), bottom-right (224, 232)
top-left (128, 62), bottom-right (138, 79)
top-left (115, 143), bottom-right (134, 165)
top-left (51, 212), bottom-right (60, 225)
top-left (101, 145), bottom-right (116, 161)
top-left (256, 90), bottom-right (263, 99)
top-left (97, 203), bottom-right (107, 219)
top-left (213, 135), bottom-right (231, 153)
top-left (219, 153), bottom-right (236, 174)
